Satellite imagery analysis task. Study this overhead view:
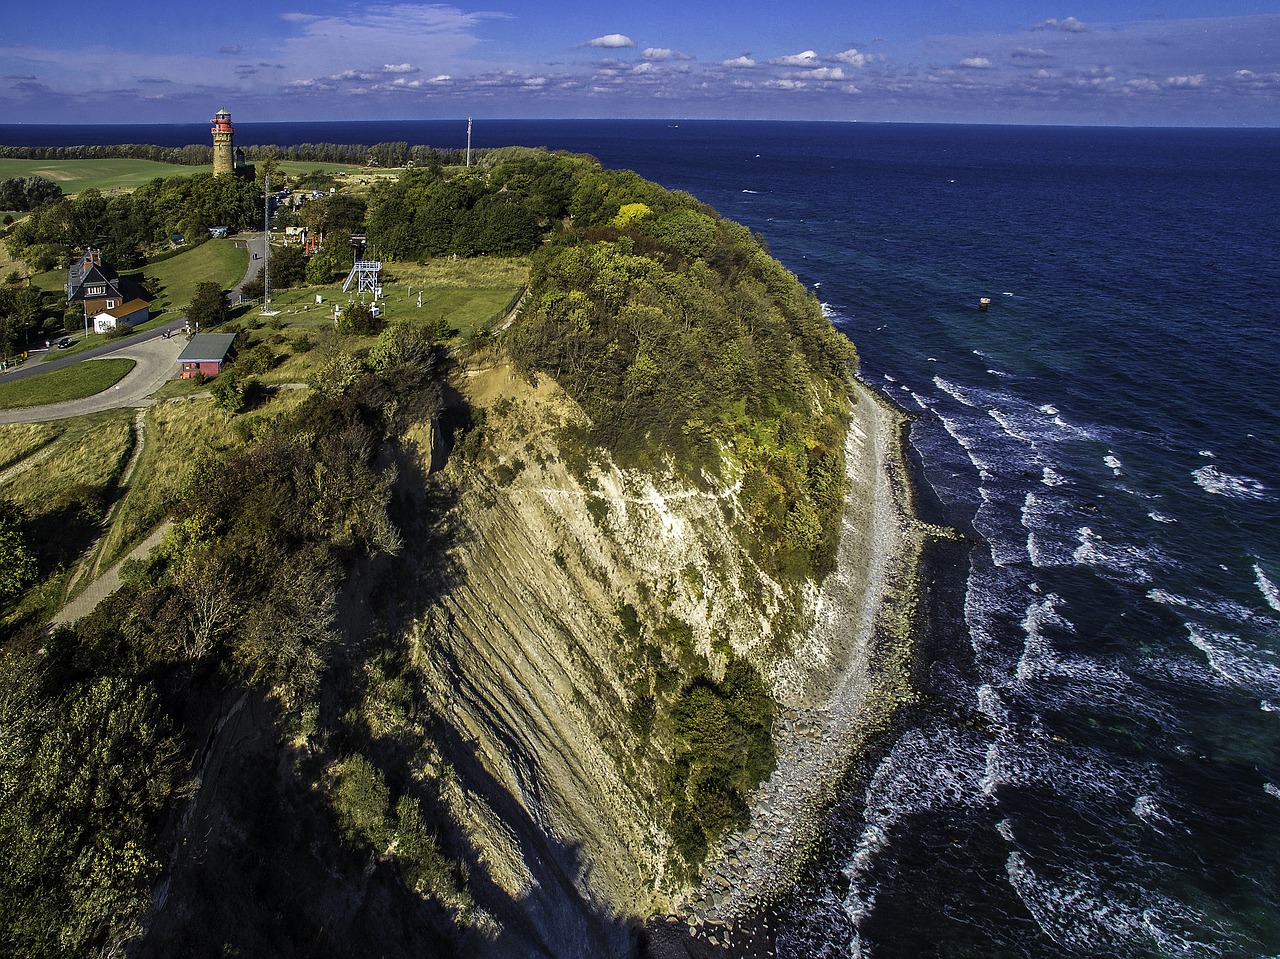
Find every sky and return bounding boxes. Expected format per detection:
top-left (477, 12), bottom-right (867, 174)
top-left (2, 1), bottom-right (1278, 126)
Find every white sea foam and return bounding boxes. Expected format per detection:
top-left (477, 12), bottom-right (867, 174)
top-left (910, 392), bottom-right (931, 410)
top-left (1016, 594), bottom-right (1076, 682)
top-left (1147, 588), bottom-right (1265, 625)
top-left (1042, 466), bottom-right (1068, 487)
top-left (1148, 511), bottom-right (1178, 524)
top-left (1193, 465), bottom-right (1268, 500)
top-left (1074, 527), bottom-right (1154, 584)
top-left (883, 373), bottom-right (898, 384)
top-left (841, 726), bottom-right (990, 942)
top-left (1006, 852), bottom-right (1224, 955)
top-left (1255, 564), bottom-right (1280, 613)
top-left (1105, 453), bottom-right (1124, 476)
top-left (934, 375), bottom-right (979, 408)
top-left (987, 368), bottom-right (1011, 378)
top-left (1132, 794), bottom-right (1176, 831)
top-left (1265, 783), bottom-right (1280, 801)
top-left (1199, 449), bottom-right (1215, 458)
top-left (1040, 403), bottom-right (1059, 416)
top-left (1188, 625), bottom-right (1280, 700)
top-left (1023, 493), bottom-right (1076, 568)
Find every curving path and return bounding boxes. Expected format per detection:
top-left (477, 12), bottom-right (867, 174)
top-left (0, 334), bottom-right (186, 424)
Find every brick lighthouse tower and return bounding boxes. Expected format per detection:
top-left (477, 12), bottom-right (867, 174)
top-left (211, 109), bottom-right (235, 177)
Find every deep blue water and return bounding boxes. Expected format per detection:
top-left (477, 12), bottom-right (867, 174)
top-left (7, 119), bottom-right (1279, 957)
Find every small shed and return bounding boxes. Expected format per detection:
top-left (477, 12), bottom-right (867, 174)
top-left (94, 298), bottom-right (150, 335)
top-left (178, 333), bottom-right (237, 379)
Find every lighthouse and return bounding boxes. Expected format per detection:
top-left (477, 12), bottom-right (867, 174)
top-left (211, 109), bottom-right (235, 177)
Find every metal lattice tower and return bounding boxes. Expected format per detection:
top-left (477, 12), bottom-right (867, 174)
top-left (343, 260), bottom-right (382, 294)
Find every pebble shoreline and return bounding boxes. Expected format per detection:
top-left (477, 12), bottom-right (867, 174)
top-left (654, 379), bottom-right (932, 956)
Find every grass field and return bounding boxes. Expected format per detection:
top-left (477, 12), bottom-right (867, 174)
top-left (0, 358), bottom-right (135, 410)
top-left (0, 158), bottom-right (373, 197)
top-left (29, 236), bottom-right (248, 334)
top-left (0, 158), bottom-right (194, 195)
top-left (241, 256), bottom-right (526, 383)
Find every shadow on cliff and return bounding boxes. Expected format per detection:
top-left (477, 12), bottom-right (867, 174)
top-left (426, 696), bottom-right (645, 959)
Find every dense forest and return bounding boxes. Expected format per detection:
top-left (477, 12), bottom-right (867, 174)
top-left (0, 147), bottom-right (858, 956)
top-left (6, 174), bottom-right (261, 273)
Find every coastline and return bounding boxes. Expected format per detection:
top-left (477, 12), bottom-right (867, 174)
top-left (657, 376), bottom-right (951, 950)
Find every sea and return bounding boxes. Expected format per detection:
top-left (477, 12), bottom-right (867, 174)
top-left (5, 119), bottom-right (1279, 957)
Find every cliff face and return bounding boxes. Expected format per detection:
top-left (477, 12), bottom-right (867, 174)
top-left (399, 355), bottom-right (924, 954)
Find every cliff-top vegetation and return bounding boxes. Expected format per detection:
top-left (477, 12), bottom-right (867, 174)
top-left (0, 145), bottom-right (859, 957)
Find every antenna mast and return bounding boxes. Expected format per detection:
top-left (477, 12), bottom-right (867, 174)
top-left (466, 117), bottom-right (472, 167)
top-left (262, 174), bottom-right (270, 310)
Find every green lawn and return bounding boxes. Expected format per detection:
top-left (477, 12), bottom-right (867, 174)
top-left (125, 238), bottom-right (249, 316)
top-left (0, 158), bottom-right (194, 195)
top-left (0, 358), bottom-right (135, 409)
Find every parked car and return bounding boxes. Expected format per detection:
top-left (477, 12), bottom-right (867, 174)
top-left (57, 337), bottom-right (72, 349)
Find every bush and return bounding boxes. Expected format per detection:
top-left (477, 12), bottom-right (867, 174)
top-left (666, 658), bottom-right (775, 863)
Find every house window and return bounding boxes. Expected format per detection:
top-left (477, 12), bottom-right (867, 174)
top-left (87, 285), bottom-right (106, 296)
top-left (106, 300), bottom-right (116, 309)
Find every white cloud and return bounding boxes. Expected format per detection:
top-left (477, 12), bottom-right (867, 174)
top-left (587, 34), bottom-right (635, 49)
top-left (958, 57), bottom-right (994, 70)
top-left (767, 78), bottom-right (808, 90)
top-left (808, 67), bottom-right (845, 80)
top-left (722, 55), bottom-right (756, 68)
top-left (429, 74), bottom-right (451, 83)
top-left (642, 48), bottom-right (672, 61)
top-left (1011, 48), bottom-right (1054, 61)
top-left (770, 50), bottom-right (821, 68)
top-left (829, 49), bottom-right (876, 68)
top-left (382, 63), bottom-right (418, 74)
top-left (633, 62), bottom-right (658, 74)
top-left (1165, 74), bottom-right (1205, 88)
top-left (1033, 17), bottom-right (1089, 33)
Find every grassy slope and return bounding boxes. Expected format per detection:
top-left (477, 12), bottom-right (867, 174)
top-left (0, 409), bottom-right (134, 510)
top-left (0, 358), bottom-right (135, 410)
top-left (0, 422), bottom-right (63, 472)
top-left (127, 239), bottom-right (249, 315)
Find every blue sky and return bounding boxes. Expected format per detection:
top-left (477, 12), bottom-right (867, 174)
top-left (3, 1), bottom-right (1278, 125)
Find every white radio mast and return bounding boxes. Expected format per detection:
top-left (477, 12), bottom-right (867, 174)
top-left (466, 117), bottom-right (473, 167)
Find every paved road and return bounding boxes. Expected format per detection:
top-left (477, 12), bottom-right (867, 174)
top-left (0, 335), bottom-right (187, 424)
top-left (0, 232), bottom-right (269, 423)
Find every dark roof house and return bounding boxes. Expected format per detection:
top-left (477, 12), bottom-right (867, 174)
top-left (177, 333), bottom-right (237, 379)
top-left (67, 249), bottom-right (146, 320)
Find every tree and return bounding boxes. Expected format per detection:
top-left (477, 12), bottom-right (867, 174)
top-left (186, 281), bottom-right (229, 329)
top-left (336, 300), bottom-right (382, 336)
top-left (269, 243), bottom-right (307, 288)
top-left (211, 373), bottom-right (244, 416)
top-left (0, 677), bottom-right (177, 956)
top-left (0, 501), bottom-right (37, 608)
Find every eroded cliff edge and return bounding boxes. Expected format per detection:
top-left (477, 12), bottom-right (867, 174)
top-left (400, 353), bottom-right (931, 955)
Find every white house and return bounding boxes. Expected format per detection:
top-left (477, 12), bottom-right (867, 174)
top-left (94, 299), bottom-right (150, 334)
